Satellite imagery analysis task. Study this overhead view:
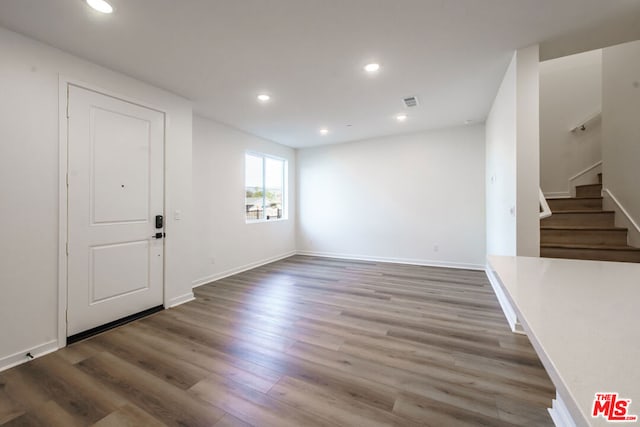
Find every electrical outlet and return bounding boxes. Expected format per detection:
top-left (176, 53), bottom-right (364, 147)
top-left (433, 245), bottom-right (439, 252)
top-left (210, 257), bottom-right (216, 265)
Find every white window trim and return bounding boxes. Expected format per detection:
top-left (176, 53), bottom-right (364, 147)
top-left (245, 151), bottom-right (288, 224)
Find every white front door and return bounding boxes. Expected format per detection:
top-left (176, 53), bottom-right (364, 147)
top-left (67, 85), bottom-right (165, 336)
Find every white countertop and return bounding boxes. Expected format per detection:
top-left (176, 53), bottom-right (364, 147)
top-left (488, 256), bottom-right (640, 427)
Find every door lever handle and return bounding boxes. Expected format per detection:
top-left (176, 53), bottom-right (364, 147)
top-left (152, 232), bottom-right (165, 239)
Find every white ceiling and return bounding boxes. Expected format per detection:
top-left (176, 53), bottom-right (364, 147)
top-left (1, 0), bottom-right (639, 148)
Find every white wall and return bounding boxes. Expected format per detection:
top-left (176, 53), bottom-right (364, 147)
top-left (486, 45), bottom-right (540, 258)
top-left (602, 40), bottom-right (640, 247)
top-left (540, 13), bottom-right (640, 61)
top-left (296, 125), bottom-right (486, 270)
top-left (486, 54), bottom-right (517, 257)
top-left (0, 26), bottom-right (193, 367)
top-left (192, 116), bottom-right (296, 286)
top-left (516, 45), bottom-right (541, 257)
top-left (540, 50), bottom-right (602, 197)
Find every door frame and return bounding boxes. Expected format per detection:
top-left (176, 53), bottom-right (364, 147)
top-left (57, 76), bottom-right (167, 349)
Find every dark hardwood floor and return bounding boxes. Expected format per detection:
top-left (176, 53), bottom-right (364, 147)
top-left (0, 256), bottom-right (555, 426)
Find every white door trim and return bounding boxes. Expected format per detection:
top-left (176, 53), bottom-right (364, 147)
top-left (57, 75), bottom-right (168, 349)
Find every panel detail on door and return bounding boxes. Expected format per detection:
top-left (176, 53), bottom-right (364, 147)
top-left (92, 107), bottom-right (151, 225)
top-left (90, 240), bottom-right (150, 304)
top-left (67, 85), bottom-right (165, 337)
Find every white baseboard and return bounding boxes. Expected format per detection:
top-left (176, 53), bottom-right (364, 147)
top-left (548, 391), bottom-right (578, 427)
top-left (296, 250), bottom-right (484, 271)
top-left (568, 161), bottom-right (602, 197)
top-left (543, 162), bottom-right (603, 200)
top-left (603, 188), bottom-right (640, 248)
top-left (192, 250), bottom-right (297, 288)
top-left (166, 292), bottom-right (195, 308)
top-left (0, 339), bottom-right (58, 373)
top-left (485, 264), bottom-right (525, 335)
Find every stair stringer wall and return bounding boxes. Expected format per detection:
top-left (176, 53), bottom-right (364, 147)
top-left (603, 189), bottom-right (640, 248)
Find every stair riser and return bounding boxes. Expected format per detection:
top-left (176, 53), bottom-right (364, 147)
top-left (576, 186), bottom-right (602, 197)
top-left (541, 248), bottom-right (640, 263)
top-left (541, 213), bottom-right (614, 227)
top-left (541, 229), bottom-right (628, 246)
top-left (547, 198), bottom-right (602, 211)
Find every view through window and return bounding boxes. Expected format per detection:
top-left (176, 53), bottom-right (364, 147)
top-left (245, 153), bottom-right (286, 221)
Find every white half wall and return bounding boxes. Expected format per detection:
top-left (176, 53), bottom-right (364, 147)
top-left (486, 45), bottom-right (540, 258)
top-left (540, 49), bottom-right (602, 197)
top-left (296, 125), bottom-right (486, 270)
top-left (192, 116), bottom-right (296, 286)
top-left (602, 40), bottom-right (640, 248)
top-left (0, 26), bottom-right (193, 367)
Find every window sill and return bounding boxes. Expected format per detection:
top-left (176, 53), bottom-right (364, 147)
top-left (245, 218), bottom-right (288, 224)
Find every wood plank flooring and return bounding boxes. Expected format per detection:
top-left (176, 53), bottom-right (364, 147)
top-left (0, 256), bottom-right (555, 426)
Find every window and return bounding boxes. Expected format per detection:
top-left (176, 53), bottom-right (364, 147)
top-left (245, 152), bottom-right (287, 222)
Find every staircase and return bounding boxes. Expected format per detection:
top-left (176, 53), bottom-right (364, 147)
top-left (541, 173), bottom-right (640, 263)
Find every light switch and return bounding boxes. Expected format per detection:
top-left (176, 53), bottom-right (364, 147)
top-left (174, 210), bottom-right (182, 220)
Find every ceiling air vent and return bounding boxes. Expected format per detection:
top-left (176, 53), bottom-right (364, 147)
top-left (403, 96), bottom-right (419, 108)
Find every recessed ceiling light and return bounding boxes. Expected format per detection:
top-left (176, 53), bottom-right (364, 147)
top-left (257, 94), bottom-right (271, 102)
top-left (319, 128), bottom-right (329, 135)
top-left (86, 0), bottom-right (113, 14)
top-left (396, 114), bottom-right (408, 122)
top-left (364, 63), bottom-right (380, 73)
